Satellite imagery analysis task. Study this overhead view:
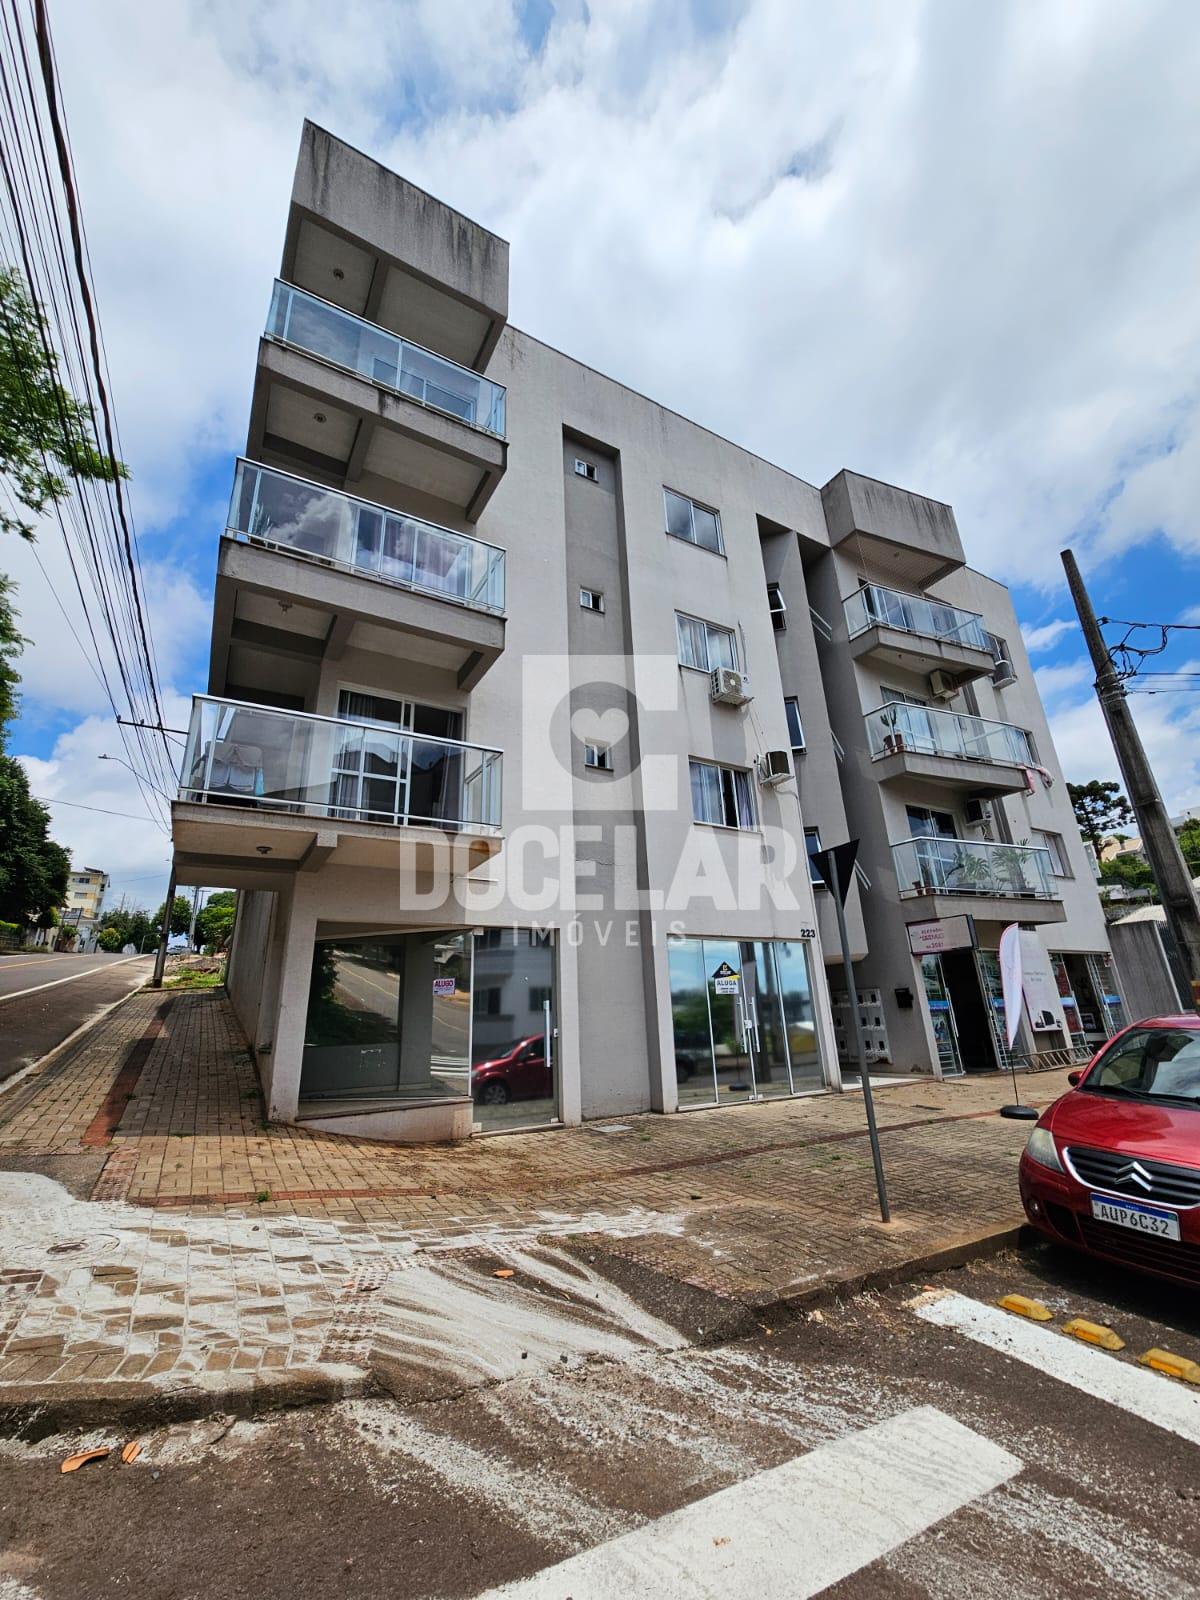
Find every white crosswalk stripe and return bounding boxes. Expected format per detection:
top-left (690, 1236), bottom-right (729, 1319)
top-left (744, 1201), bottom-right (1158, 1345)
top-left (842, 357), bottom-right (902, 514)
top-left (476, 1406), bottom-right (1021, 1599)
top-left (911, 1289), bottom-right (1200, 1448)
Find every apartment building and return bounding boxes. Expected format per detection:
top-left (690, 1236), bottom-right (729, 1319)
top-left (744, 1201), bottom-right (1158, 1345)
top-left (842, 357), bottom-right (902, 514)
top-left (171, 123), bottom-right (1121, 1144)
top-left (62, 867), bottom-right (108, 950)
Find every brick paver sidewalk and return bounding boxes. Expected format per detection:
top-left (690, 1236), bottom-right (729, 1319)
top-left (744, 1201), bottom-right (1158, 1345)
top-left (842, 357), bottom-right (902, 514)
top-left (0, 987), bottom-right (1066, 1408)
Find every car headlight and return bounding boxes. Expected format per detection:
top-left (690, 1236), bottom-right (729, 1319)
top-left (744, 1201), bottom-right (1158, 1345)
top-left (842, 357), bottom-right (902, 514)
top-left (1025, 1126), bottom-right (1064, 1174)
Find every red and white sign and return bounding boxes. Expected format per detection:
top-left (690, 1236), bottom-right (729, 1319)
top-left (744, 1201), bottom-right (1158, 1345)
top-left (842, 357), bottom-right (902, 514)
top-left (907, 915), bottom-right (975, 956)
top-left (431, 976), bottom-right (456, 998)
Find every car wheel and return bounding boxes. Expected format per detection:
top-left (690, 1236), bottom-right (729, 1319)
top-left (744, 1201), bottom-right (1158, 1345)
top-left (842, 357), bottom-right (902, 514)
top-left (478, 1081), bottom-right (511, 1106)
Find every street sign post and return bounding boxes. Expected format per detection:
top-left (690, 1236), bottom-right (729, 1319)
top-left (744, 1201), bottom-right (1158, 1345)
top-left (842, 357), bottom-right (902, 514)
top-left (812, 840), bottom-right (891, 1223)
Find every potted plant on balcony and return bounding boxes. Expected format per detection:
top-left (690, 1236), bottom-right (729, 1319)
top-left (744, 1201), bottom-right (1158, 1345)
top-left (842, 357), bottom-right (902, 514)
top-left (946, 846), bottom-right (993, 895)
top-left (879, 704), bottom-right (906, 755)
top-left (1000, 838), bottom-right (1039, 897)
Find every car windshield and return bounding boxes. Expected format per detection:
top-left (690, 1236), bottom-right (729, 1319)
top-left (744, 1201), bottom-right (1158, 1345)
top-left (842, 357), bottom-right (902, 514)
top-left (1082, 1027), bottom-right (1200, 1104)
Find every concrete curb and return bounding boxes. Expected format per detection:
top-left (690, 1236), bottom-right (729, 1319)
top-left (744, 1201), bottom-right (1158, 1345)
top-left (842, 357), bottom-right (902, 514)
top-left (744, 1221), bottom-right (1030, 1320)
top-left (0, 1363), bottom-right (370, 1442)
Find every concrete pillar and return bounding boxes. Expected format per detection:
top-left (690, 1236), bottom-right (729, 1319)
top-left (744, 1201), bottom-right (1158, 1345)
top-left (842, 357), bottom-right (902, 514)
top-left (397, 935), bottom-right (436, 1091)
top-left (266, 878), bottom-right (318, 1121)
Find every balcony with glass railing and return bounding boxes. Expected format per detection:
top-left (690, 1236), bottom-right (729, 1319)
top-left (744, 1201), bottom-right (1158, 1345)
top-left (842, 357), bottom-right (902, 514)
top-left (844, 584), bottom-right (990, 652)
top-left (227, 460), bottom-right (505, 615)
top-left (892, 836), bottom-right (1056, 901)
top-left (267, 280), bottom-right (507, 439)
top-left (179, 696), bottom-right (502, 835)
top-left (866, 701), bottom-right (1033, 769)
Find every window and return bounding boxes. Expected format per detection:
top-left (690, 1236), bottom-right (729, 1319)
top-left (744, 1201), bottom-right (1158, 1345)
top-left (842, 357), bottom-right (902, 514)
top-left (584, 743), bottom-right (613, 771)
top-left (477, 986), bottom-right (502, 1016)
top-left (689, 759), bottom-right (755, 829)
top-left (986, 632), bottom-right (1016, 683)
top-left (529, 985), bottom-right (552, 1011)
top-left (881, 685), bottom-right (929, 707)
top-left (805, 828), bottom-right (825, 886)
top-left (579, 587), bottom-right (605, 613)
top-left (574, 458), bottom-right (598, 482)
top-left (664, 488), bottom-right (723, 555)
top-left (675, 612), bottom-right (737, 672)
top-left (906, 805), bottom-right (956, 838)
top-left (767, 582), bottom-right (787, 631)
top-left (1035, 829), bottom-right (1071, 878)
top-left (784, 697), bottom-right (805, 751)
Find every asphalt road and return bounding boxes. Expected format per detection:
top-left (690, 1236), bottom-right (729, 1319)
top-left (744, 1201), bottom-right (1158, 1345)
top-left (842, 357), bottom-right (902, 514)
top-left (1, 1239), bottom-right (1197, 1599)
top-left (0, 953), bottom-right (153, 1082)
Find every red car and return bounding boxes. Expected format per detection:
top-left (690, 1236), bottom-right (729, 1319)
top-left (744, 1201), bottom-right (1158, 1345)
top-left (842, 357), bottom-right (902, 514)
top-left (1019, 1014), bottom-right (1200, 1288)
top-left (472, 1035), bottom-right (552, 1106)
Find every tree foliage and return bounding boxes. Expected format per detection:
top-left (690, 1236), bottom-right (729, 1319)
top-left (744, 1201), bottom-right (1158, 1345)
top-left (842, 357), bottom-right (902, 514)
top-left (0, 267), bottom-right (129, 540)
top-left (154, 894), bottom-right (194, 939)
top-left (97, 905), bottom-right (154, 951)
top-left (0, 754), bottom-right (69, 924)
top-left (1177, 819), bottom-right (1200, 875)
top-left (1067, 780), bottom-right (1136, 856)
top-left (196, 890), bottom-right (236, 953)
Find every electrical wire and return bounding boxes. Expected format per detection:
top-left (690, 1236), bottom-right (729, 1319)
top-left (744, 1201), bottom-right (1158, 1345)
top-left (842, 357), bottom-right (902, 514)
top-left (0, 0), bottom-right (177, 831)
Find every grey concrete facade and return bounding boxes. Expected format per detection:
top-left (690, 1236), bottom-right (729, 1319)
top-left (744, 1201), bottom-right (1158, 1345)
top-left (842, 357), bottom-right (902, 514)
top-left (174, 124), bottom-right (1120, 1143)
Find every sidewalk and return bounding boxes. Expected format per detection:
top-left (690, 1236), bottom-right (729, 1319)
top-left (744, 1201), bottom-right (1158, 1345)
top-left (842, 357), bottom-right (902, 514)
top-left (0, 987), bottom-right (1065, 1421)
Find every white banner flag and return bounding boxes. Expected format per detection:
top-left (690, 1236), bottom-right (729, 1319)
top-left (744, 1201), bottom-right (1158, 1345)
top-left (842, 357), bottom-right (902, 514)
top-left (998, 923), bottom-right (1022, 1049)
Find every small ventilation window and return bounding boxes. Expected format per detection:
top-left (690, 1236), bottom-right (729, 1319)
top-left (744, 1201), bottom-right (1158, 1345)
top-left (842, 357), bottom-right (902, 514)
top-left (574, 458), bottom-right (598, 482)
top-left (584, 742), bottom-right (613, 771)
top-left (767, 582), bottom-right (787, 631)
top-left (579, 587), bottom-right (605, 613)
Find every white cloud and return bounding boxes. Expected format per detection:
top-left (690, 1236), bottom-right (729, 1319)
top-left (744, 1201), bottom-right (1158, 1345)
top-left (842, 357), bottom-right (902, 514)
top-left (9, 0), bottom-right (1200, 885)
top-left (1020, 618), bottom-right (1076, 655)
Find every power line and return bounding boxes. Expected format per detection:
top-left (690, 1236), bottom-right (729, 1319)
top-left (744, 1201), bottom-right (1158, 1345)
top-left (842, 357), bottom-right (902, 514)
top-left (34, 794), bottom-right (163, 822)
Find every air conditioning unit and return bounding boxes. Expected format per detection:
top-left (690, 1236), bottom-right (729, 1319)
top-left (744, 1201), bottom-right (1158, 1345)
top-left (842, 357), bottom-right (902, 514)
top-left (710, 667), bottom-right (753, 706)
top-left (992, 660), bottom-right (1017, 687)
top-left (928, 669), bottom-right (958, 701)
top-left (757, 749), bottom-right (791, 786)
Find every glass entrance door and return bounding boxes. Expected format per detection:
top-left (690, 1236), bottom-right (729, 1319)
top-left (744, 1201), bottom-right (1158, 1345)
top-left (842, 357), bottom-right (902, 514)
top-left (921, 954), bottom-right (963, 1076)
top-left (668, 936), bottom-right (825, 1107)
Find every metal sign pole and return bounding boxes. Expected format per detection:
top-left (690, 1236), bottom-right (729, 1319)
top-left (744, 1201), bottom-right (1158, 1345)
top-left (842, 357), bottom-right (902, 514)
top-left (822, 845), bottom-right (891, 1223)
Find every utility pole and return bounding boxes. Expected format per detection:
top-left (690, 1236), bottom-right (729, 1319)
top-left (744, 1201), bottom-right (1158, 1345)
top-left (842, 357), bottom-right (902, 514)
top-left (1062, 550), bottom-right (1200, 1004)
top-left (187, 884), bottom-right (203, 952)
top-left (151, 868), bottom-right (175, 989)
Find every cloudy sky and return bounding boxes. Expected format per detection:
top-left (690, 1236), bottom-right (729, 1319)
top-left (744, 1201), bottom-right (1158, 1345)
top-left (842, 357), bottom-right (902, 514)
top-left (8, 0), bottom-right (1200, 909)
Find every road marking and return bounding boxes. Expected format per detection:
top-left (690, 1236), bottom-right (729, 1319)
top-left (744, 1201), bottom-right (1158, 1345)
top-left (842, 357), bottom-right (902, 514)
top-left (0, 955), bottom-right (147, 1005)
top-left (912, 1290), bottom-right (1200, 1447)
top-left (476, 1406), bottom-right (1021, 1598)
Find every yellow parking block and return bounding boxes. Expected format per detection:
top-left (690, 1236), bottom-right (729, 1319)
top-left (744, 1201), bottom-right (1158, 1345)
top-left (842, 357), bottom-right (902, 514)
top-left (997, 1293), bottom-right (1053, 1322)
top-left (1062, 1317), bottom-right (1125, 1351)
top-left (1138, 1348), bottom-right (1200, 1384)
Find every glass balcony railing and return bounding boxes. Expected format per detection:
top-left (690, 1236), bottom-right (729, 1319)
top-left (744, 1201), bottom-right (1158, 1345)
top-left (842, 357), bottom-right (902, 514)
top-left (266, 280), bottom-right (506, 438)
top-left (227, 460), bottom-right (505, 614)
top-left (180, 697), bottom-right (502, 834)
top-left (892, 837), bottom-right (1055, 900)
top-left (866, 701), bottom-right (1033, 767)
top-left (844, 583), bottom-right (990, 651)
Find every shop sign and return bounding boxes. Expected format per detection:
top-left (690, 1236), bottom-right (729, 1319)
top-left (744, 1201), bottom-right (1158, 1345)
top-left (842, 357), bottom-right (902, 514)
top-left (432, 976), bottom-right (456, 997)
top-left (907, 915), bottom-right (975, 956)
top-left (711, 960), bottom-right (739, 994)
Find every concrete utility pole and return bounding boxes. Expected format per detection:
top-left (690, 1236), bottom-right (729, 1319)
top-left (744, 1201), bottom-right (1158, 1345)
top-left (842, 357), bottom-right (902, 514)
top-left (1062, 549), bottom-right (1200, 1004)
top-left (151, 868), bottom-right (176, 989)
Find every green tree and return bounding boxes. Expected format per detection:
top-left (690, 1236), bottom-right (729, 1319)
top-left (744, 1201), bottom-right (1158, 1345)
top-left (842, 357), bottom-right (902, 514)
top-left (1067, 780), bottom-right (1136, 856)
top-left (1177, 819), bottom-right (1200, 875)
top-left (96, 926), bottom-right (123, 952)
top-left (0, 267), bottom-right (128, 540)
top-left (97, 906), bottom-right (154, 950)
top-left (0, 574), bottom-right (23, 738)
top-left (0, 755), bottom-right (69, 925)
top-left (154, 894), bottom-right (193, 940)
top-left (1100, 853), bottom-right (1156, 896)
top-left (196, 890), bottom-right (236, 953)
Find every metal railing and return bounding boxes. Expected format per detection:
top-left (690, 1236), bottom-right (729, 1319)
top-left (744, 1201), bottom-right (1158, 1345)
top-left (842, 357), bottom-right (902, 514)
top-left (266, 280), bottom-right (506, 438)
top-left (844, 583), bottom-right (990, 651)
top-left (179, 696), bottom-right (502, 833)
top-left (866, 701), bottom-right (1033, 767)
top-left (892, 836), bottom-right (1056, 899)
top-left (227, 460), bottom-right (505, 614)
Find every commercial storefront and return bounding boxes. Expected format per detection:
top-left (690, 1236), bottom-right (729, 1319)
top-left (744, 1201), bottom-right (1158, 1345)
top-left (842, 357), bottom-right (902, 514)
top-left (668, 936), bottom-right (826, 1107)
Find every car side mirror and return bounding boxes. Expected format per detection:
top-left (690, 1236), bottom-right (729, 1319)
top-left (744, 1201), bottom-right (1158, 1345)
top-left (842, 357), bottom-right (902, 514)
top-left (1067, 1071), bottom-right (1082, 1087)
